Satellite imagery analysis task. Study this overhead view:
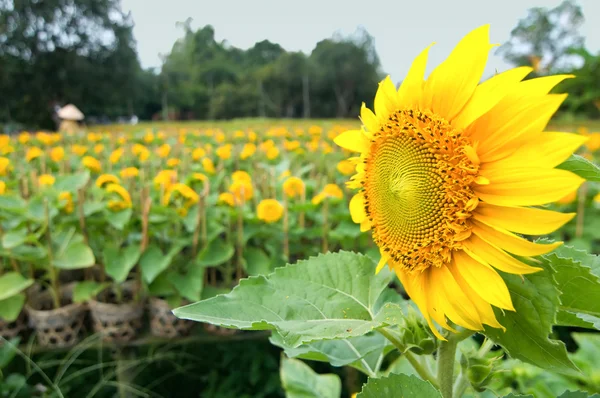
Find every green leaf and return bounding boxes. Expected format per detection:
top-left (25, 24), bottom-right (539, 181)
top-left (54, 171), bottom-right (90, 191)
top-left (357, 373), bottom-right (441, 398)
top-left (570, 333), bottom-right (600, 389)
top-left (0, 272), bottom-right (34, 301)
top-left (0, 337), bottom-right (20, 369)
top-left (558, 392), bottom-right (600, 398)
top-left (53, 242), bottom-right (96, 269)
top-left (0, 294), bottom-right (26, 322)
top-left (26, 195), bottom-right (58, 221)
top-left (197, 239), bottom-right (234, 267)
top-left (73, 281), bottom-right (109, 303)
top-left (270, 331), bottom-right (392, 377)
top-left (1, 227), bottom-right (28, 249)
top-left (280, 357), bottom-right (341, 398)
top-left (140, 244), bottom-right (184, 284)
top-left (541, 245), bottom-right (600, 330)
top-left (174, 251), bottom-right (404, 347)
top-left (83, 201), bottom-right (105, 216)
top-left (104, 244), bottom-right (141, 283)
top-left (105, 208), bottom-right (133, 230)
top-left (557, 154), bottom-right (600, 182)
top-left (0, 195), bottom-right (26, 212)
top-left (244, 247), bottom-right (272, 276)
top-left (502, 395), bottom-right (534, 398)
top-left (483, 267), bottom-right (577, 374)
top-left (148, 272), bottom-right (176, 297)
top-left (167, 262), bottom-right (204, 302)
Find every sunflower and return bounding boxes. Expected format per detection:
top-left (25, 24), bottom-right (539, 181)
top-left (50, 146), bottom-right (65, 162)
top-left (283, 177), bottom-right (305, 199)
top-left (38, 174), bottom-right (55, 187)
top-left (334, 25), bottom-right (586, 339)
top-left (105, 183), bottom-right (132, 211)
top-left (257, 199), bottom-right (284, 223)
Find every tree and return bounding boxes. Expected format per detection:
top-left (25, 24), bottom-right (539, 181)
top-left (310, 28), bottom-right (382, 118)
top-left (0, 0), bottom-right (142, 129)
top-left (497, 0), bottom-right (584, 75)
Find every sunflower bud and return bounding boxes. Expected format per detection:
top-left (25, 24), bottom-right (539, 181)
top-left (460, 349), bottom-right (503, 392)
top-left (397, 309), bottom-right (437, 355)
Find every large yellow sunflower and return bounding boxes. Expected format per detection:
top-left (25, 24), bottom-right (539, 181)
top-left (334, 25), bottom-right (587, 339)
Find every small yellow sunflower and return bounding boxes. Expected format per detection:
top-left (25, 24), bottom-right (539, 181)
top-left (334, 25), bottom-right (586, 339)
top-left (38, 174), bottom-right (55, 187)
top-left (96, 174), bottom-right (120, 188)
top-left (82, 156), bottom-right (102, 173)
top-left (257, 199), bottom-right (284, 223)
top-left (283, 177), bottom-right (305, 199)
top-left (105, 183), bottom-right (132, 211)
top-left (312, 184), bottom-right (344, 205)
top-left (50, 147), bottom-right (65, 162)
top-left (120, 167), bottom-right (139, 179)
top-left (58, 191), bottom-right (74, 214)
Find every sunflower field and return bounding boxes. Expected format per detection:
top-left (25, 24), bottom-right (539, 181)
top-left (0, 110), bottom-right (599, 397)
top-left (4, 14), bottom-right (600, 398)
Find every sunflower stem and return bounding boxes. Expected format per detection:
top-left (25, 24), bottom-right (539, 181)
top-left (437, 334), bottom-right (458, 398)
top-left (377, 327), bottom-right (439, 388)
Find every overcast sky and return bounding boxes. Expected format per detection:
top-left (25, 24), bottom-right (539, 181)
top-left (121, 0), bottom-right (600, 83)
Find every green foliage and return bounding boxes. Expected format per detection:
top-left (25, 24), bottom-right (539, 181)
top-left (0, 0), bottom-right (144, 129)
top-left (540, 245), bottom-right (600, 329)
top-left (0, 273), bottom-right (33, 301)
top-left (103, 244), bottom-right (140, 283)
top-left (73, 281), bottom-right (110, 303)
top-left (558, 155), bottom-right (600, 182)
top-left (496, 0), bottom-right (584, 73)
top-left (271, 331), bottom-right (392, 377)
top-left (280, 357), bottom-right (341, 398)
top-left (174, 251), bottom-right (404, 347)
top-left (357, 373), bottom-right (441, 398)
top-left (482, 267), bottom-right (577, 374)
top-left (0, 294), bottom-right (26, 322)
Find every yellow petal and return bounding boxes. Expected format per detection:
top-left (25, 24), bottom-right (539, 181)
top-left (454, 251), bottom-right (515, 311)
top-left (475, 168), bottom-right (584, 206)
top-left (374, 76), bottom-right (399, 122)
top-left (360, 103), bottom-right (379, 133)
top-left (480, 132), bottom-right (588, 170)
top-left (375, 254), bottom-right (388, 274)
top-left (453, 66), bottom-right (533, 129)
top-left (349, 193), bottom-right (367, 224)
top-left (472, 220), bottom-right (562, 256)
top-left (360, 218), bottom-right (372, 232)
top-left (397, 43), bottom-right (434, 108)
top-left (463, 234), bottom-right (542, 275)
top-left (449, 260), bottom-right (504, 329)
top-left (431, 265), bottom-right (483, 330)
top-left (396, 269), bottom-right (445, 340)
top-left (333, 129), bottom-right (370, 153)
top-left (472, 94), bottom-right (567, 162)
top-left (421, 24), bottom-right (492, 121)
top-left (474, 202), bottom-right (575, 235)
top-left (518, 74), bottom-right (574, 96)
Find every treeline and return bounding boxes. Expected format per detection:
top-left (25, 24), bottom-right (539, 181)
top-left (158, 20), bottom-right (382, 121)
top-left (0, 0), bottom-right (598, 131)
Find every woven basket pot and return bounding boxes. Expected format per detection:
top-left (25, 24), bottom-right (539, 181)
top-left (87, 283), bottom-right (144, 343)
top-left (26, 284), bottom-right (86, 348)
top-left (148, 298), bottom-right (194, 338)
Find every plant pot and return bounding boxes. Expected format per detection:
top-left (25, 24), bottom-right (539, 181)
top-left (87, 284), bottom-right (144, 343)
top-left (26, 284), bottom-right (86, 348)
top-left (149, 298), bottom-right (194, 338)
top-left (0, 311), bottom-right (28, 340)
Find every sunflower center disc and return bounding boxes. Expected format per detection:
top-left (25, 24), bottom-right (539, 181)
top-left (363, 109), bottom-right (479, 272)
